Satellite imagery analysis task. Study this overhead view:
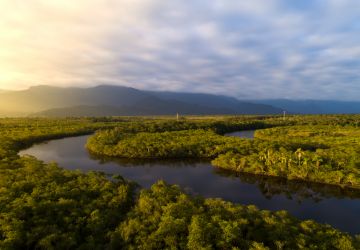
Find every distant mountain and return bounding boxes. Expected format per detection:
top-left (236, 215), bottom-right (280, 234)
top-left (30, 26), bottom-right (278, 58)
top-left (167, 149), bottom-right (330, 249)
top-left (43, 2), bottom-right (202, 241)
top-left (147, 91), bottom-right (283, 114)
top-left (251, 99), bottom-right (360, 114)
top-left (0, 85), bottom-right (282, 117)
top-left (31, 98), bottom-right (239, 117)
top-left (0, 85), bottom-right (149, 114)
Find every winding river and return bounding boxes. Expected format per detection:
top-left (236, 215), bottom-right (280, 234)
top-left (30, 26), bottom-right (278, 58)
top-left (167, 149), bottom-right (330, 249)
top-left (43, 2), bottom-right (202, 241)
top-left (19, 131), bottom-right (360, 235)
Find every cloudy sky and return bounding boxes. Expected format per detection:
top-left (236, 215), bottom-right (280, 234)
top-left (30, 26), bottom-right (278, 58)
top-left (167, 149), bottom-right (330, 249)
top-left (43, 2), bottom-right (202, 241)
top-left (1, 0), bottom-right (360, 100)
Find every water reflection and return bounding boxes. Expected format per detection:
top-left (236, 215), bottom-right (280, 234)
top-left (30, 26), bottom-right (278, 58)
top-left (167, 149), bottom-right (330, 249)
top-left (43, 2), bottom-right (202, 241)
top-left (224, 130), bottom-right (255, 139)
top-left (91, 154), bottom-right (360, 202)
top-left (215, 169), bottom-right (360, 202)
top-left (90, 155), bottom-right (208, 168)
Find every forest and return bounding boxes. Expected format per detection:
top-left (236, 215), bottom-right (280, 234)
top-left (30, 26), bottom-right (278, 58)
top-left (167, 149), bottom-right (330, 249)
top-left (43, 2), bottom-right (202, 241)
top-left (1, 116), bottom-right (360, 249)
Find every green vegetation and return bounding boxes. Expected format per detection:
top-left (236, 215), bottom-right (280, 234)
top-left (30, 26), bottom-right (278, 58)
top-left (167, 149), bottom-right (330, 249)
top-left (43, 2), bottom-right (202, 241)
top-left (85, 117), bottom-right (275, 158)
top-left (0, 157), bottom-right (135, 249)
top-left (85, 116), bottom-right (281, 159)
top-left (213, 125), bottom-right (360, 188)
top-left (1, 116), bottom-right (360, 249)
top-left (87, 130), bottom-right (233, 158)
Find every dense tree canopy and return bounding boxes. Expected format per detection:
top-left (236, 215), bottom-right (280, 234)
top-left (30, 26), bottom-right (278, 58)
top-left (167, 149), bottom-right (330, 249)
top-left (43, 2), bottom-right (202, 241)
top-left (115, 181), bottom-right (358, 250)
top-left (0, 157), bottom-right (135, 249)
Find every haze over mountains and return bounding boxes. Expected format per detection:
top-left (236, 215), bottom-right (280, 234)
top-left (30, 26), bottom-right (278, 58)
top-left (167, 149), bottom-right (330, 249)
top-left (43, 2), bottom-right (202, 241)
top-left (0, 85), bottom-right (358, 117)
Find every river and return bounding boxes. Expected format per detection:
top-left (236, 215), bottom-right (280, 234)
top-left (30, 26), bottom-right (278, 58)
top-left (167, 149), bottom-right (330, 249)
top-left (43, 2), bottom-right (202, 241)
top-left (19, 131), bottom-right (360, 234)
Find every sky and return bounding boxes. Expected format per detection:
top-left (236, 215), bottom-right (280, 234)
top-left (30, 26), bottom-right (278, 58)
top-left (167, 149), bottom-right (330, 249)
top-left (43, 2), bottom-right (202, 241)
top-left (0, 0), bottom-right (360, 100)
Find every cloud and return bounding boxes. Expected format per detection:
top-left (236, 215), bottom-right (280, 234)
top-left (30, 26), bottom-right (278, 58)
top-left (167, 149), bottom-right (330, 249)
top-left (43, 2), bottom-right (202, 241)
top-left (0, 0), bottom-right (359, 100)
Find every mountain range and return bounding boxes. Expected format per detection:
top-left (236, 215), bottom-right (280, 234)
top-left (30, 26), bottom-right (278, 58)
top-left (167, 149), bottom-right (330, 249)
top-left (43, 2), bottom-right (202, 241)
top-left (250, 99), bottom-right (360, 114)
top-left (0, 85), bottom-right (282, 117)
top-left (0, 85), bottom-right (358, 117)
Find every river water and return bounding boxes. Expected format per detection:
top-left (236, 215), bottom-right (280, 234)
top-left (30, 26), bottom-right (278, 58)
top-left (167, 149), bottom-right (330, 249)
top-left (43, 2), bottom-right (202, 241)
top-left (19, 131), bottom-right (360, 234)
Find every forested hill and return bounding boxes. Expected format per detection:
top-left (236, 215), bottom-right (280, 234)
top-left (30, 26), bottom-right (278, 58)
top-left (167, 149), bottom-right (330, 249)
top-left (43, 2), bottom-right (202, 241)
top-left (0, 85), bottom-right (283, 116)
